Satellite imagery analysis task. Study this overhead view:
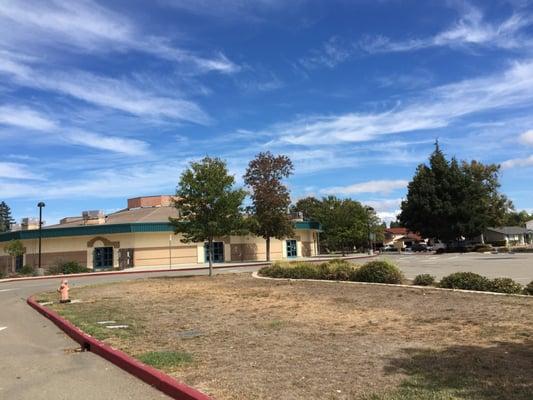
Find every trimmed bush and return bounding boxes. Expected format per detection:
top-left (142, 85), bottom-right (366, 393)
top-left (352, 260), bottom-right (403, 284)
top-left (413, 274), bottom-right (435, 286)
top-left (439, 272), bottom-right (490, 291)
top-left (474, 245), bottom-right (493, 253)
top-left (20, 265), bottom-right (36, 276)
top-left (490, 240), bottom-right (507, 247)
top-left (47, 261), bottom-right (89, 275)
top-left (488, 278), bottom-right (523, 294)
top-left (497, 247), bottom-right (510, 253)
top-left (523, 281), bottom-right (533, 296)
top-left (323, 259), bottom-right (357, 280)
top-left (260, 260), bottom-right (359, 281)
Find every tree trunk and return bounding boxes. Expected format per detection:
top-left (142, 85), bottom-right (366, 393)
top-left (266, 237), bottom-right (271, 262)
top-left (208, 238), bottom-right (214, 277)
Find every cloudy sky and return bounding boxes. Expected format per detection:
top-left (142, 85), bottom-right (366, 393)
top-left (1, 0), bottom-right (533, 224)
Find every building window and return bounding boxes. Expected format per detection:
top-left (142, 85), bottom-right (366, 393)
top-left (94, 247), bottom-right (113, 269)
top-left (204, 242), bottom-right (225, 263)
top-left (286, 240), bottom-right (297, 258)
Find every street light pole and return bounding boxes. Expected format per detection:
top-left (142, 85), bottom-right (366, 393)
top-left (37, 202), bottom-right (45, 271)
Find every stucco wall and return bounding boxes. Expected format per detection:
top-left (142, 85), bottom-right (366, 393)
top-left (0, 228), bottom-right (319, 269)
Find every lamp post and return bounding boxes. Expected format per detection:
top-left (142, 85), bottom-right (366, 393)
top-left (366, 206), bottom-right (374, 255)
top-left (37, 202), bottom-right (45, 271)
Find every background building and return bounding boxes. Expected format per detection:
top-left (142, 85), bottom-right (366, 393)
top-left (0, 195), bottom-right (320, 273)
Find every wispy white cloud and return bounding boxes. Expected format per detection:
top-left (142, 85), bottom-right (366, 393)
top-left (321, 180), bottom-right (408, 195)
top-left (519, 129), bottom-right (533, 145)
top-left (0, 55), bottom-right (209, 124)
top-left (0, 104), bottom-right (150, 156)
top-left (0, 105), bottom-right (57, 131)
top-left (0, 162), bottom-right (43, 180)
top-left (299, 36), bottom-right (353, 69)
top-left (267, 60), bottom-right (533, 145)
top-left (360, 4), bottom-right (533, 53)
top-left (64, 131), bottom-right (149, 156)
top-left (501, 155), bottom-right (533, 169)
top-left (0, 0), bottom-right (238, 74)
top-left (0, 160), bottom-right (189, 200)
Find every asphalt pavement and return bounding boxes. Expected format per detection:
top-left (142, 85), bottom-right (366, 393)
top-left (0, 266), bottom-right (259, 400)
top-left (380, 252), bottom-right (533, 284)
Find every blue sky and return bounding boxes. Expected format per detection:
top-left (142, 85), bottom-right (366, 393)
top-left (1, 0), bottom-right (533, 225)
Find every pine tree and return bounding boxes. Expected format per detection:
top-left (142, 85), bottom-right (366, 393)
top-left (0, 202), bottom-right (14, 232)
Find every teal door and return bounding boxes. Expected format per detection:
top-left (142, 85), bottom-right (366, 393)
top-left (286, 240), bottom-right (297, 258)
top-left (205, 242), bottom-right (224, 263)
top-left (94, 247), bottom-right (113, 270)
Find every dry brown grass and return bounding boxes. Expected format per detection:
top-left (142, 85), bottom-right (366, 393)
top-left (43, 273), bottom-right (533, 400)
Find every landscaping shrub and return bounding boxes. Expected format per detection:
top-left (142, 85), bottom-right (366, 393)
top-left (413, 274), bottom-right (435, 286)
top-left (352, 260), bottom-right (403, 284)
top-left (512, 247), bottom-right (533, 253)
top-left (497, 247), bottom-right (510, 253)
top-left (474, 244), bottom-right (493, 253)
top-left (488, 278), bottom-right (523, 294)
top-left (435, 248), bottom-right (446, 254)
top-left (47, 261), bottom-right (89, 275)
top-left (490, 240), bottom-right (508, 247)
top-left (523, 281), bottom-right (533, 296)
top-left (20, 265), bottom-right (36, 276)
top-left (439, 272), bottom-right (490, 291)
top-left (323, 259), bottom-right (357, 280)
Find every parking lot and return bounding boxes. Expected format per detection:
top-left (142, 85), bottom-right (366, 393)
top-left (380, 252), bottom-right (533, 284)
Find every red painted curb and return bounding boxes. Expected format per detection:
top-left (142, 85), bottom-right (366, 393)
top-left (27, 297), bottom-right (212, 400)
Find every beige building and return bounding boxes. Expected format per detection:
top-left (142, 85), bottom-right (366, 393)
top-left (0, 195), bottom-right (320, 273)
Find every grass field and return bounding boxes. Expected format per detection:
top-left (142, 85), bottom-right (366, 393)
top-left (38, 274), bottom-right (533, 400)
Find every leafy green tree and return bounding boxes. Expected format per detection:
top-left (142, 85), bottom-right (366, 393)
top-left (399, 142), bottom-right (511, 241)
top-left (5, 239), bottom-right (25, 273)
top-left (170, 157), bottom-right (246, 276)
top-left (293, 196), bottom-right (383, 254)
top-left (502, 210), bottom-right (533, 226)
top-left (244, 152), bottom-right (294, 261)
top-left (0, 201), bottom-right (14, 232)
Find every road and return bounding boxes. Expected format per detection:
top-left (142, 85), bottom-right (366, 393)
top-left (0, 266), bottom-right (259, 400)
top-left (380, 252), bottom-right (533, 284)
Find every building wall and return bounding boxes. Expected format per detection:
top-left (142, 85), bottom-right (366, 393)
top-left (0, 228), bottom-right (319, 270)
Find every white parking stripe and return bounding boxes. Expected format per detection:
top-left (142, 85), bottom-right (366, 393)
top-left (0, 327), bottom-right (6, 332)
top-left (0, 288), bottom-right (16, 292)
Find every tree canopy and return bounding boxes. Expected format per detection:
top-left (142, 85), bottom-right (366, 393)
top-left (170, 156), bottom-right (246, 276)
top-left (399, 143), bottom-right (511, 241)
top-left (0, 201), bottom-right (14, 232)
top-left (293, 196), bottom-right (382, 254)
top-left (244, 152), bottom-right (294, 261)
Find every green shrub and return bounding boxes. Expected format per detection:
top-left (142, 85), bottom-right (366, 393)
top-left (413, 274), bottom-right (435, 286)
top-left (353, 260), bottom-right (403, 284)
top-left (324, 259), bottom-right (357, 280)
top-left (512, 247), bottom-right (533, 253)
top-left (474, 244), bottom-right (493, 253)
top-left (497, 247), bottom-right (509, 253)
top-left (20, 265), bottom-right (36, 276)
top-left (488, 278), bottom-right (523, 294)
top-left (523, 281), bottom-right (533, 295)
top-left (47, 261), bottom-right (89, 275)
top-left (490, 240), bottom-right (507, 247)
top-left (439, 272), bottom-right (490, 291)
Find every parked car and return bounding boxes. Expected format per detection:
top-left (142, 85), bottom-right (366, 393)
top-left (382, 245), bottom-right (397, 252)
top-left (412, 243), bottom-right (428, 252)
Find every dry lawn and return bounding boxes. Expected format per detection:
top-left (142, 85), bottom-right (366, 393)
top-left (42, 273), bottom-right (533, 400)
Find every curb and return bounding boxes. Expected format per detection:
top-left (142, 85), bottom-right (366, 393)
top-left (27, 296), bottom-right (212, 400)
top-left (1, 254), bottom-right (377, 284)
top-left (252, 272), bottom-right (532, 298)
top-left (1, 262), bottom-right (268, 284)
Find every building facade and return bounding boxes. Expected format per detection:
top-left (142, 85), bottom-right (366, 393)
top-left (0, 196), bottom-right (321, 273)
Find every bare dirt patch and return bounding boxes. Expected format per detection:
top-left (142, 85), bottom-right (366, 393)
top-left (41, 273), bottom-right (533, 399)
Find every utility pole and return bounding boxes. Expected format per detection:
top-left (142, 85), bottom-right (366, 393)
top-left (37, 202), bottom-right (45, 272)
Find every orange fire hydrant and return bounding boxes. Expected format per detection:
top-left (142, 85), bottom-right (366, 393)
top-left (58, 279), bottom-right (71, 303)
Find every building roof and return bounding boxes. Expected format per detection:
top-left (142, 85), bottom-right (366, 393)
top-left (385, 227), bottom-right (422, 241)
top-left (486, 226), bottom-right (531, 235)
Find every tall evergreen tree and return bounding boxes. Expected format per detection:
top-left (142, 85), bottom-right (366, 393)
top-left (399, 142), bottom-right (510, 241)
top-left (0, 202), bottom-right (14, 232)
top-left (244, 152), bottom-right (294, 261)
